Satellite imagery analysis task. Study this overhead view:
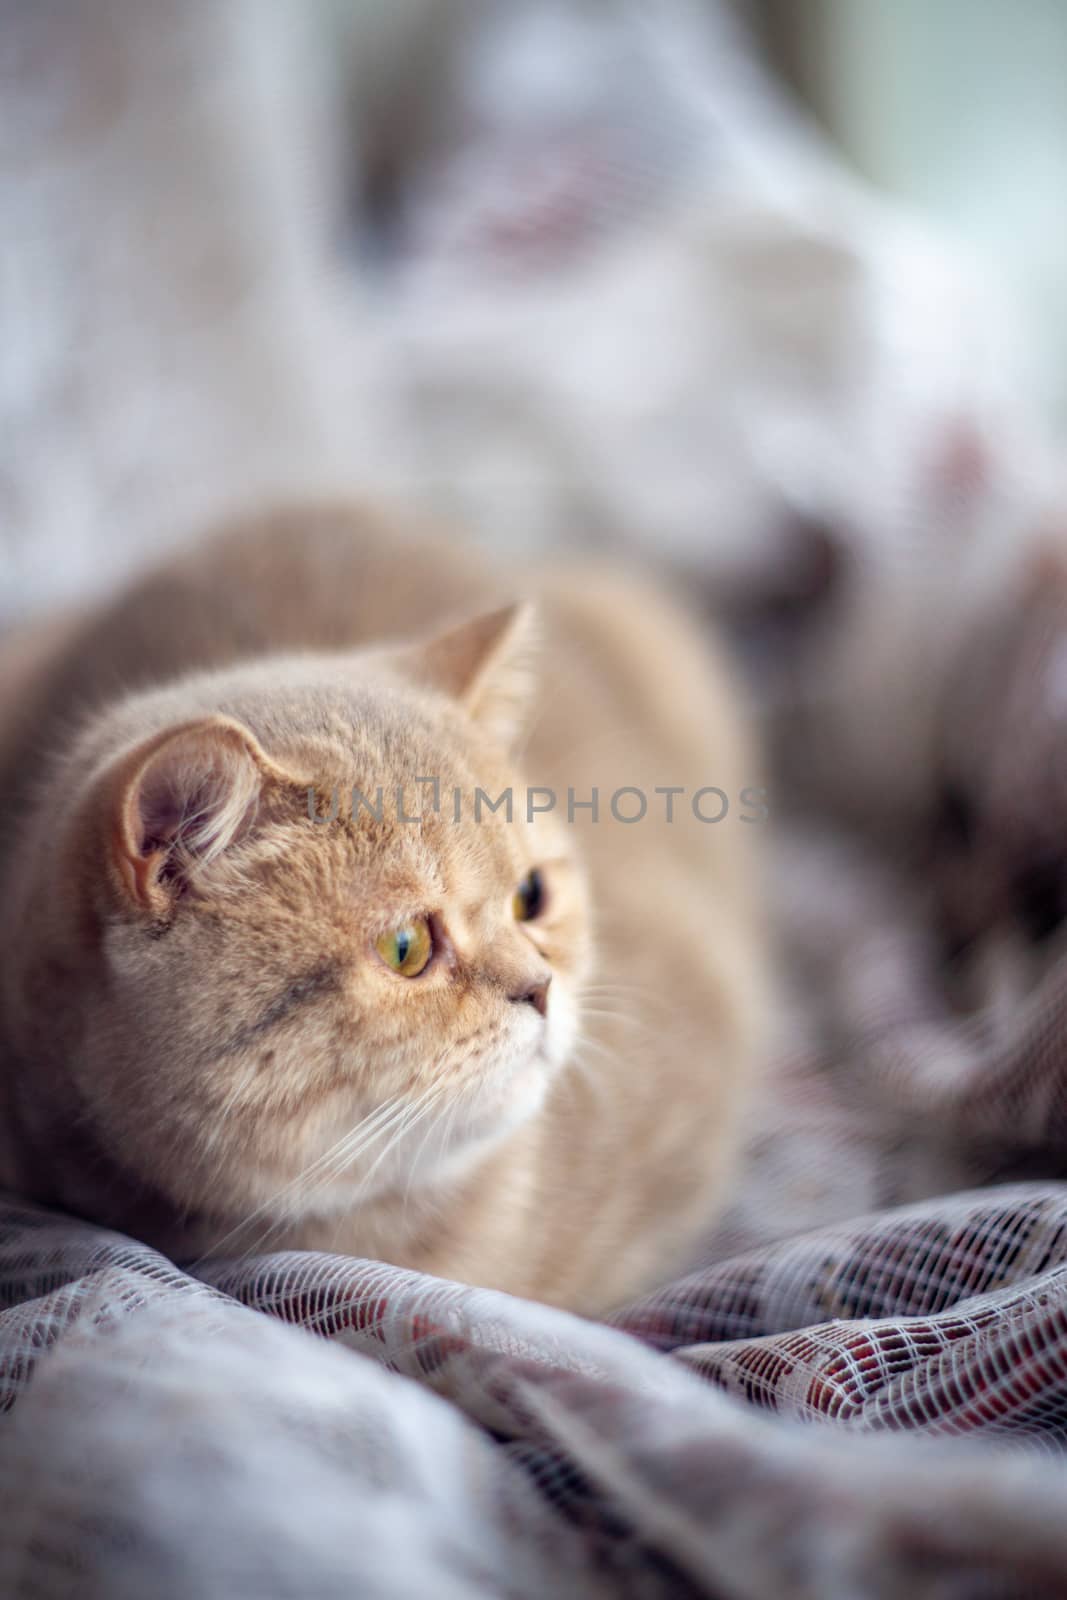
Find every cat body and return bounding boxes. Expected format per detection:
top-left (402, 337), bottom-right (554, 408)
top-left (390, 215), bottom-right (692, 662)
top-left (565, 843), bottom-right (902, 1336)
top-left (0, 505), bottom-right (764, 1312)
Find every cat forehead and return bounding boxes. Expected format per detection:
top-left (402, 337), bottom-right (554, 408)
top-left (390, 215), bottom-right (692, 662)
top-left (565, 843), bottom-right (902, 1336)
top-left (338, 794), bottom-right (553, 881)
top-left (264, 678), bottom-right (505, 778)
top-left (278, 776), bottom-right (571, 919)
top-left (300, 733), bottom-right (520, 824)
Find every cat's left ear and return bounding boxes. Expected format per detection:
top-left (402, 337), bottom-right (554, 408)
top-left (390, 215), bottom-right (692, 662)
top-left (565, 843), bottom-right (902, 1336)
top-left (403, 603), bottom-right (538, 751)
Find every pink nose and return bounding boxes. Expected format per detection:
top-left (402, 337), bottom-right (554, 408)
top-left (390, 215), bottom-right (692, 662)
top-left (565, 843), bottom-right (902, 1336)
top-left (510, 977), bottom-right (550, 1017)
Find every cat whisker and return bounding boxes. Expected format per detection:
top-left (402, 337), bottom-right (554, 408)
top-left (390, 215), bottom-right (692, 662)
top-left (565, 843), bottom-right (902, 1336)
top-left (335, 1076), bottom-right (456, 1251)
top-left (351, 1079), bottom-right (453, 1208)
top-left (401, 1084), bottom-right (457, 1224)
top-left (580, 979), bottom-right (656, 996)
top-left (579, 979), bottom-right (663, 1011)
top-left (216, 1099), bottom-right (415, 1268)
top-left (194, 1096), bottom-right (406, 1265)
top-left (320, 1081), bottom-right (450, 1256)
top-left (299, 1077), bottom-right (453, 1255)
top-left (576, 1004), bottom-right (649, 1035)
top-left (285, 1097), bottom-right (432, 1229)
top-left (567, 1040), bottom-right (613, 1108)
top-left (570, 1028), bottom-right (615, 1062)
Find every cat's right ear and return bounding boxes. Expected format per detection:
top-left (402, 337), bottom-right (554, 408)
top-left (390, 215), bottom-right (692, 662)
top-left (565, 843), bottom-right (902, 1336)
top-left (400, 603), bottom-right (539, 751)
top-left (102, 717), bottom-right (293, 916)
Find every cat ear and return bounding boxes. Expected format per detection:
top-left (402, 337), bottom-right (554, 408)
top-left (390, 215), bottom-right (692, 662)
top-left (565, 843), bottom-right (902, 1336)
top-left (108, 717), bottom-right (286, 913)
top-left (404, 603), bottom-right (538, 750)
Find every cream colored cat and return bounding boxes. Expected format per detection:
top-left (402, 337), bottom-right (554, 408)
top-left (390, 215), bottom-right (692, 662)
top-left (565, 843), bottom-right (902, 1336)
top-left (0, 504), bottom-right (765, 1313)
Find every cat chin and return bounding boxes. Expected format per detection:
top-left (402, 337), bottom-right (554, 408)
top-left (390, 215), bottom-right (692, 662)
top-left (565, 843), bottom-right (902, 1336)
top-left (463, 1055), bottom-right (551, 1138)
top-left (267, 1015), bottom-right (577, 1216)
top-left (402, 1043), bottom-right (560, 1188)
top-left (290, 1049), bottom-right (554, 1213)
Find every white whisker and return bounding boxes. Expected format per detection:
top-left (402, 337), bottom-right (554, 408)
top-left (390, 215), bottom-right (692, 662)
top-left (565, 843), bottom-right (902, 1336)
top-left (193, 1095), bottom-right (405, 1265)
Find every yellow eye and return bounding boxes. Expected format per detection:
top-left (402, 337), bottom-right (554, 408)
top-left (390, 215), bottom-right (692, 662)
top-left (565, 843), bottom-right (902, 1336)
top-left (376, 918), bottom-right (433, 977)
top-left (512, 868), bottom-right (546, 923)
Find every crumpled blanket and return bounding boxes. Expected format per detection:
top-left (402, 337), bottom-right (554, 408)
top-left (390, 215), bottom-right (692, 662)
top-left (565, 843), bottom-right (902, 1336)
top-left (5, 1176), bottom-right (1067, 1597)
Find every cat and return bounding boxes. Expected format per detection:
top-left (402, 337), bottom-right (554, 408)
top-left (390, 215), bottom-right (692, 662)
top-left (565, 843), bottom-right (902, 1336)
top-left (0, 502), bottom-right (766, 1313)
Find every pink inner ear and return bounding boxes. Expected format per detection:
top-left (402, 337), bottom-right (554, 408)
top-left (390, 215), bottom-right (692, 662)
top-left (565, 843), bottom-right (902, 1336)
top-left (136, 769), bottom-right (205, 854)
top-left (138, 768), bottom-right (238, 861)
top-left (125, 727), bottom-right (263, 882)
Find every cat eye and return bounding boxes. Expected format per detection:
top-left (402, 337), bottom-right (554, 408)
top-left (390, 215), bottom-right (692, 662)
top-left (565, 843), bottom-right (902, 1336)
top-left (376, 917), bottom-right (433, 977)
top-left (512, 868), bottom-right (546, 923)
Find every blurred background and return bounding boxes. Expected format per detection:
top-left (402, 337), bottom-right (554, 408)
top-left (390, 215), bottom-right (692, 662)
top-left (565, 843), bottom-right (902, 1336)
top-left (751, 0), bottom-right (1067, 416)
top-left (2, 0), bottom-right (1066, 829)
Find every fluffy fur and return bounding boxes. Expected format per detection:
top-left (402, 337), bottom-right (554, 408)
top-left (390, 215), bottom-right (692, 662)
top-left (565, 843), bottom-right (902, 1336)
top-left (0, 504), bottom-right (765, 1312)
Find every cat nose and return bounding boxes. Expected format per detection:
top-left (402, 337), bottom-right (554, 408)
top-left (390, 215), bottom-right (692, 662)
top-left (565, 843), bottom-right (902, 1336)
top-left (510, 976), bottom-right (551, 1017)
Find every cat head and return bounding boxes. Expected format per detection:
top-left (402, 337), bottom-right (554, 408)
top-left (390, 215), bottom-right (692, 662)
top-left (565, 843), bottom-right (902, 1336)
top-left (5, 605), bottom-right (589, 1247)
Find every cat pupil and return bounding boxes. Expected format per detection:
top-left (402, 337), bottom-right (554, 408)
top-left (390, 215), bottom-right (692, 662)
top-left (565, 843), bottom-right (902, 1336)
top-left (396, 929), bottom-right (410, 963)
top-left (518, 869), bottom-right (543, 920)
